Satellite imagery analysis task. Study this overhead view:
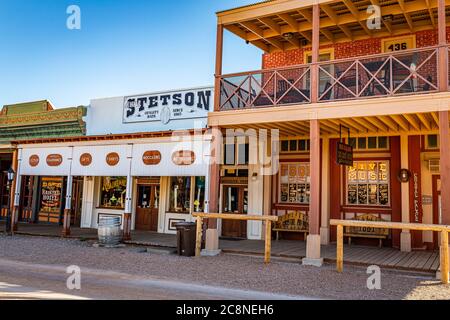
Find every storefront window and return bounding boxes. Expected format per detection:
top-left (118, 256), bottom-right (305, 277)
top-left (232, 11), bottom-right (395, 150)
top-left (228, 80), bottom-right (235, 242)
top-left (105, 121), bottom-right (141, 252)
top-left (99, 177), bottom-right (127, 209)
top-left (193, 177), bottom-right (205, 213)
top-left (279, 163), bottom-right (311, 204)
top-left (169, 177), bottom-right (191, 213)
top-left (347, 161), bottom-right (390, 206)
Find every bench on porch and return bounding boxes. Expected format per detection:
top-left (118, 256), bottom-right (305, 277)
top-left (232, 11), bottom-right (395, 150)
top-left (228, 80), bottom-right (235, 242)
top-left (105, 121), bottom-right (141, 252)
top-left (272, 211), bottom-right (309, 240)
top-left (344, 214), bottom-right (389, 248)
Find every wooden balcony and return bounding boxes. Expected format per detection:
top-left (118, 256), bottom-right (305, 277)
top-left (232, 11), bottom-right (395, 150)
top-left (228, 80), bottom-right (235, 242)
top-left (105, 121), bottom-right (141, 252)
top-left (218, 45), bottom-right (443, 111)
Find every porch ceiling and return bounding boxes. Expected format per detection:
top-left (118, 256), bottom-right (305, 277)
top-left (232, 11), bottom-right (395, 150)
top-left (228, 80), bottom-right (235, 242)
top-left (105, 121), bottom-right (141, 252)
top-left (220, 110), bottom-right (448, 137)
top-left (219, 0), bottom-right (450, 53)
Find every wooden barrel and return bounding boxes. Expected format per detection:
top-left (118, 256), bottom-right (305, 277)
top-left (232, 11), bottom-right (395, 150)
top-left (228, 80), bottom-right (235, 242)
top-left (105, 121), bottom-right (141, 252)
top-left (98, 216), bottom-right (122, 246)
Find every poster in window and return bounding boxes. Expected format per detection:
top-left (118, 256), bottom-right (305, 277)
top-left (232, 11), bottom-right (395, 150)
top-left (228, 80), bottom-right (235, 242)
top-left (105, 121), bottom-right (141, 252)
top-left (289, 184), bottom-right (297, 202)
top-left (280, 184), bottom-right (288, 202)
top-left (348, 184), bottom-right (357, 204)
top-left (379, 184), bottom-right (389, 205)
top-left (368, 184), bottom-right (378, 205)
top-left (358, 184), bottom-right (368, 204)
top-left (40, 178), bottom-right (62, 213)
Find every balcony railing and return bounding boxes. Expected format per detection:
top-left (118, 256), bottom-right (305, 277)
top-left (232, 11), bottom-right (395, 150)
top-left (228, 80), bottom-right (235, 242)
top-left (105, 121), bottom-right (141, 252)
top-left (218, 46), bottom-right (440, 111)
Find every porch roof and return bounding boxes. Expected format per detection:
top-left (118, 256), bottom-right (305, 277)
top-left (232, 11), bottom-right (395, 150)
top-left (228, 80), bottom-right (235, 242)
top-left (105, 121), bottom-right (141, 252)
top-left (218, 0), bottom-right (449, 53)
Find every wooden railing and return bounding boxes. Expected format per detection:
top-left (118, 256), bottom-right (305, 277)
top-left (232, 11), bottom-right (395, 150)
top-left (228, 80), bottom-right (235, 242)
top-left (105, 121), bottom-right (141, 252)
top-left (218, 46), bottom-right (441, 110)
top-left (193, 213), bottom-right (278, 264)
top-left (330, 219), bottom-right (450, 284)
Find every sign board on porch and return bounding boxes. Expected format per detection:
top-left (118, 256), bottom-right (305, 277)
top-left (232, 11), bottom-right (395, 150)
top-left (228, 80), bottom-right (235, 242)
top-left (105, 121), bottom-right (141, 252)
top-left (122, 88), bottom-right (212, 124)
top-left (336, 142), bottom-right (353, 166)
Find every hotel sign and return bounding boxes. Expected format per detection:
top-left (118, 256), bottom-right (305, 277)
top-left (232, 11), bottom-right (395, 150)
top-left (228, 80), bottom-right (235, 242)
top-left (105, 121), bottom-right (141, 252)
top-left (336, 142), bottom-right (353, 166)
top-left (123, 88), bottom-right (212, 124)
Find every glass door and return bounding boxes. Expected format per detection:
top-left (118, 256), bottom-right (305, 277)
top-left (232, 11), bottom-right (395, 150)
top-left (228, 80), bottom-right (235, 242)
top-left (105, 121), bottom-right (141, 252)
top-left (221, 185), bottom-right (247, 239)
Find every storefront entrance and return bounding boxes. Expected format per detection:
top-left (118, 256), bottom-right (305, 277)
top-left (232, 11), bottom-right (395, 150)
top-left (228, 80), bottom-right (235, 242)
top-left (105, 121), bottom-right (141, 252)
top-left (221, 185), bottom-right (248, 239)
top-left (135, 181), bottom-right (160, 231)
top-left (71, 177), bottom-right (84, 227)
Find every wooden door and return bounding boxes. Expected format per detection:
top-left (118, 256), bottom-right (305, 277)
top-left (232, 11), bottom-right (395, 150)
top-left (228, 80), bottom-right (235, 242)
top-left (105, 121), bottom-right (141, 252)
top-left (221, 185), bottom-right (248, 238)
top-left (71, 177), bottom-right (84, 227)
top-left (135, 184), bottom-right (159, 231)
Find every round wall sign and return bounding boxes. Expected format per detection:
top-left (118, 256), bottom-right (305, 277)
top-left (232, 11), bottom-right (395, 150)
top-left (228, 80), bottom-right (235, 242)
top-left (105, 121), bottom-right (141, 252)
top-left (142, 150), bottom-right (161, 165)
top-left (106, 152), bottom-right (120, 166)
top-left (46, 154), bottom-right (63, 167)
top-left (172, 150), bottom-right (195, 166)
top-left (29, 155), bottom-right (40, 167)
top-left (80, 153), bottom-right (93, 166)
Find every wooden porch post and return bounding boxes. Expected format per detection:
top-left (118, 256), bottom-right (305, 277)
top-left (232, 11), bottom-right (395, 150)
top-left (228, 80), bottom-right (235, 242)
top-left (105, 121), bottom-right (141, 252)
top-left (303, 119), bottom-right (323, 266)
top-left (310, 3), bottom-right (320, 103)
top-left (62, 175), bottom-right (73, 237)
top-left (123, 148), bottom-right (133, 241)
top-left (214, 24), bottom-right (224, 112)
top-left (302, 3), bottom-right (323, 267)
top-left (10, 148), bottom-right (19, 232)
top-left (205, 126), bottom-right (221, 255)
top-left (440, 111), bottom-right (450, 226)
top-left (438, 0), bottom-right (448, 92)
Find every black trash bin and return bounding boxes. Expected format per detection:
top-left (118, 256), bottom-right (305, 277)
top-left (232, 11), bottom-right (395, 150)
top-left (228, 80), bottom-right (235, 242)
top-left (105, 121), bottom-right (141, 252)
top-left (174, 222), bottom-right (197, 257)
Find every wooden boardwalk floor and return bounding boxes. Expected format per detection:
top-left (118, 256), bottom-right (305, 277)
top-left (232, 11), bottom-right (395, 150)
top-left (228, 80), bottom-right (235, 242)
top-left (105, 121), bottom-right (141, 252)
top-left (4, 222), bottom-right (440, 273)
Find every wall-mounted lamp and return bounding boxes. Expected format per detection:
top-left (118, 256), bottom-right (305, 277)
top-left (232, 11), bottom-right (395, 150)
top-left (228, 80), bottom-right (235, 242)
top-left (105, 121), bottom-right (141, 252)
top-left (397, 169), bottom-right (411, 183)
top-left (251, 172), bottom-right (258, 181)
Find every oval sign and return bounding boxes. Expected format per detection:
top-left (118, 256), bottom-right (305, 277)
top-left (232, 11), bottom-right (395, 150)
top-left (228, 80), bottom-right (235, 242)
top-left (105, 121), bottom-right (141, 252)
top-left (142, 150), bottom-right (161, 165)
top-left (46, 154), bottom-right (63, 167)
top-left (106, 152), bottom-right (120, 166)
top-left (80, 153), bottom-right (92, 166)
top-left (172, 150), bottom-right (195, 166)
top-left (29, 155), bottom-right (40, 167)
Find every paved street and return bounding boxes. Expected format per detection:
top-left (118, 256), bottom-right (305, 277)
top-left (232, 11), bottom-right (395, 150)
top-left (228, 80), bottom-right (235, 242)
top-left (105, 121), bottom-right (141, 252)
top-left (0, 235), bottom-right (449, 300)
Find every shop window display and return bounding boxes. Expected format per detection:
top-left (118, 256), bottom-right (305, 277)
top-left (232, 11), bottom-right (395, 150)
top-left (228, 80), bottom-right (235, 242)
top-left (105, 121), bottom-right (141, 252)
top-left (279, 163), bottom-right (310, 204)
top-left (347, 161), bottom-right (389, 206)
top-left (100, 177), bottom-right (127, 209)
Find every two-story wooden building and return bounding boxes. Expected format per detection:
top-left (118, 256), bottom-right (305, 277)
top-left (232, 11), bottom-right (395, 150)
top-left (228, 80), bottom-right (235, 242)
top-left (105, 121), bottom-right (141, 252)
top-left (204, 0), bottom-right (450, 265)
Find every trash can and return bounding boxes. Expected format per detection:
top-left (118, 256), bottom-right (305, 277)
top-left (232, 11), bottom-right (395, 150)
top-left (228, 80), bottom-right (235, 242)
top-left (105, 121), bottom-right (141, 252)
top-left (174, 221), bottom-right (197, 257)
top-left (98, 216), bottom-right (122, 246)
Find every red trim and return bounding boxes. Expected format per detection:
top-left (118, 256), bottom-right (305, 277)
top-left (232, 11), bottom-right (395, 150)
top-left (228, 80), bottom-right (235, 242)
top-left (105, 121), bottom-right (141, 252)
top-left (408, 135), bottom-right (424, 248)
top-left (330, 138), bottom-right (341, 242)
top-left (390, 136), bottom-right (402, 248)
top-left (432, 174), bottom-right (441, 249)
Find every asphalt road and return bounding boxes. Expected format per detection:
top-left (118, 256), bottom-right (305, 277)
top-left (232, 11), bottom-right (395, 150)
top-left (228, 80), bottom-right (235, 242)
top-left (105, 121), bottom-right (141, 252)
top-left (0, 258), bottom-right (311, 300)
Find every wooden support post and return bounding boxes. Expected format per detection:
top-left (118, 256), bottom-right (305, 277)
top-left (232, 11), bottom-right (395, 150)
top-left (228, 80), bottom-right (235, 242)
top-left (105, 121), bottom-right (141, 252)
top-left (310, 4), bottom-right (320, 103)
top-left (62, 175), bottom-right (73, 237)
top-left (440, 111), bottom-right (450, 226)
top-left (195, 216), bottom-right (203, 257)
top-left (214, 24), bottom-right (224, 111)
top-left (438, 0), bottom-right (448, 91)
top-left (441, 231), bottom-right (449, 284)
top-left (337, 224), bottom-right (344, 273)
top-left (264, 221), bottom-right (272, 264)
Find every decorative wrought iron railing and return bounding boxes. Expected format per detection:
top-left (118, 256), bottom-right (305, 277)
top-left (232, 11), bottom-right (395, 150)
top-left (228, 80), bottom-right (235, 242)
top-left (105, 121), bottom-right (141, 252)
top-left (218, 46), bottom-right (440, 111)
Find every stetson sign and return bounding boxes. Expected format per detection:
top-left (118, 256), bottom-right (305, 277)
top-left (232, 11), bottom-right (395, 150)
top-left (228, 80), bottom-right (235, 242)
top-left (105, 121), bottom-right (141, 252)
top-left (123, 87), bottom-right (212, 124)
top-left (142, 150), bottom-right (161, 165)
top-left (46, 154), bottom-right (63, 167)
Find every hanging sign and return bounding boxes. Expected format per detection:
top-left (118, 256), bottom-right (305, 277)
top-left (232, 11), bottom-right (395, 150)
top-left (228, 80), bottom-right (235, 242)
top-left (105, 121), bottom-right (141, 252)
top-left (336, 142), bottom-right (353, 166)
top-left (122, 88), bottom-right (212, 124)
top-left (172, 150), bottom-right (195, 166)
top-left (29, 155), bottom-right (40, 167)
top-left (46, 154), bottom-right (63, 167)
top-left (142, 150), bottom-right (162, 165)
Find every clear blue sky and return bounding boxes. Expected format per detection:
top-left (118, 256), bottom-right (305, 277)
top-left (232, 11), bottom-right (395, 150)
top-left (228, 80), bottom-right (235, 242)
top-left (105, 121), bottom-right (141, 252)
top-left (0, 0), bottom-right (262, 108)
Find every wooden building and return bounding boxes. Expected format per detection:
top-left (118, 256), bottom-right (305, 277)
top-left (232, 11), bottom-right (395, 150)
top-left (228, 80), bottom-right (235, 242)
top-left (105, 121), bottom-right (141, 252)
top-left (205, 0), bottom-right (450, 264)
top-left (0, 100), bottom-right (85, 227)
